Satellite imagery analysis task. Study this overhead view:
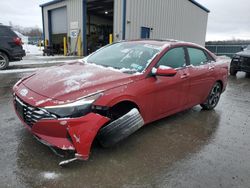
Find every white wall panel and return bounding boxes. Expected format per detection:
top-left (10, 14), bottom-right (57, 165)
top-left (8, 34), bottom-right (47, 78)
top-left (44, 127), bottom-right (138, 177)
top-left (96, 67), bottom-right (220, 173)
top-left (124, 0), bottom-right (208, 46)
top-left (113, 0), bottom-right (123, 41)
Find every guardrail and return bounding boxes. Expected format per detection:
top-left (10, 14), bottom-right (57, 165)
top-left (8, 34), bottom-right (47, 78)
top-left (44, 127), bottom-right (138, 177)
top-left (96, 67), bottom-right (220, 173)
top-left (205, 45), bottom-right (243, 57)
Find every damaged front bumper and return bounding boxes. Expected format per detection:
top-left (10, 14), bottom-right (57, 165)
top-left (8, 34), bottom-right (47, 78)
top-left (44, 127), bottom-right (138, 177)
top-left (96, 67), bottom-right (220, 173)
top-left (13, 93), bottom-right (145, 166)
top-left (14, 96), bottom-right (110, 161)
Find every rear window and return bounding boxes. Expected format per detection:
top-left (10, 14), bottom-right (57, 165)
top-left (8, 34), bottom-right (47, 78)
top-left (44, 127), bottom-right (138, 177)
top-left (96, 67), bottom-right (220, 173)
top-left (187, 48), bottom-right (208, 66)
top-left (0, 26), bottom-right (17, 37)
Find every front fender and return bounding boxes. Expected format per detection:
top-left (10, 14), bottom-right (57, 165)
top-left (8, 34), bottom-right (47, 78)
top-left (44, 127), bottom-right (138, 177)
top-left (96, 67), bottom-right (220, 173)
top-left (67, 113), bottom-right (110, 160)
top-left (93, 84), bottom-right (147, 120)
top-left (94, 85), bottom-right (140, 107)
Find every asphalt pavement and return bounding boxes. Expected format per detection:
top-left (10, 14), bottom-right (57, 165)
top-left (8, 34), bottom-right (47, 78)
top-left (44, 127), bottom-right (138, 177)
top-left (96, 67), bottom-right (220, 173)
top-left (0, 66), bottom-right (250, 188)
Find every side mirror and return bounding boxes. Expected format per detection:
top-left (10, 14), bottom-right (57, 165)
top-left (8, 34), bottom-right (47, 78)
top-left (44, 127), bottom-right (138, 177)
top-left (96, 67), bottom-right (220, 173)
top-left (151, 65), bottom-right (177, 77)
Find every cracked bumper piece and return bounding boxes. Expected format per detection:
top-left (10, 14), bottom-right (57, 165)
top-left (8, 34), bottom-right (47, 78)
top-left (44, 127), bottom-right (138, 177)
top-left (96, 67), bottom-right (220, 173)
top-left (16, 110), bottom-right (110, 160)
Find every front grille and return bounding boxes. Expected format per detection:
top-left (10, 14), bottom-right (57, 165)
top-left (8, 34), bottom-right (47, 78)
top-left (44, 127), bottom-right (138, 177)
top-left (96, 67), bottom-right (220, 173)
top-left (241, 57), bottom-right (250, 66)
top-left (14, 96), bottom-right (56, 127)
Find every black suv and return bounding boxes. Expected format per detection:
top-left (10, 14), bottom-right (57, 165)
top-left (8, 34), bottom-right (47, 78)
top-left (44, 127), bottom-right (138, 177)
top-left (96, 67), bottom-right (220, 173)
top-left (0, 24), bottom-right (26, 70)
top-left (230, 45), bottom-right (250, 75)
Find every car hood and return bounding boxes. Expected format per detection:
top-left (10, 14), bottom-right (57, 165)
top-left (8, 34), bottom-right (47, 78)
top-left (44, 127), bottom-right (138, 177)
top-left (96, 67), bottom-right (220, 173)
top-left (22, 61), bottom-right (139, 102)
top-left (236, 50), bottom-right (250, 58)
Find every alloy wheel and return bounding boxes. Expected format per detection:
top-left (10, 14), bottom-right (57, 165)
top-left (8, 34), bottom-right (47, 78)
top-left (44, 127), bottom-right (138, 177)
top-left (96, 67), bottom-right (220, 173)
top-left (208, 83), bottom-right (221, 108)
top-left (0, 54), bottom-right (7, 68)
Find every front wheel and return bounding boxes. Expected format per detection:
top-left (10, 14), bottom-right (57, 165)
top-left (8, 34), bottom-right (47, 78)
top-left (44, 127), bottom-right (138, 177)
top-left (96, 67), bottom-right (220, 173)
top-left (230, 67), bottom-right (237, 76)
top-left (98, 108), bottom-right (144, 147)
top-left (0, 52), bottom-right (9, 70)
top-left (201, 82), bottom-right (222, 110)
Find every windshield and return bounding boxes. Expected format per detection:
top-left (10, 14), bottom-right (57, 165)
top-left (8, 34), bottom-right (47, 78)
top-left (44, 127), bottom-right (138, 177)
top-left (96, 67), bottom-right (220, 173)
top-left (86, 42), bottom-right (161, 73)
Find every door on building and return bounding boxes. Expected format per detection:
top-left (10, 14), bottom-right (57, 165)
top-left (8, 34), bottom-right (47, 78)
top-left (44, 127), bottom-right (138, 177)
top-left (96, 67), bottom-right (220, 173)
top-left (86, 0), bottom-right (114, 54)
top-left (49, 7), bottom-right (67, 54)
top-left (141, 27), bottom-right (150, 39)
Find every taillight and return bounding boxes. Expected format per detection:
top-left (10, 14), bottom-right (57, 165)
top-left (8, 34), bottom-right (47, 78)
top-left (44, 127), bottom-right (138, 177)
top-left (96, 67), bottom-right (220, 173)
top-left (13, 37), bottom-right (22, 46)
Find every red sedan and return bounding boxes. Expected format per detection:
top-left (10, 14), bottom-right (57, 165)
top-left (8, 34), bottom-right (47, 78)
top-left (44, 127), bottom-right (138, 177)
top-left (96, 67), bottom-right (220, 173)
top-left (13, 40), bottom-right (228, 165)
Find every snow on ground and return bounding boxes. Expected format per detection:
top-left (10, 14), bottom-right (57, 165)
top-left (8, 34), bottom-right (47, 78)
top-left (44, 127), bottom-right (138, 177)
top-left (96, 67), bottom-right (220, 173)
top-left (23, 44), bottom-right (44, 55)
top-left (0, 68), bottom-right (41, 74)
top-left (41, 172), bottom-right (60, 180)
top-left (10, 58), bottom-right (80, 66)
top-left (0, 44), bottom-right (81, 74)
top-left (9, 44), bottom-right (81, 66)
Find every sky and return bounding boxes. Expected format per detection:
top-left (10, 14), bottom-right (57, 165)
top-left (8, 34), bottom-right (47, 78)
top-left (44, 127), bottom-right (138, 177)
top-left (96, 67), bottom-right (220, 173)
top-left (0, 0), bottom-right (250, 41)
top-left (0, 0), bottom-right (48, 28)
top-left (197, 0), bottom-right (250, 41)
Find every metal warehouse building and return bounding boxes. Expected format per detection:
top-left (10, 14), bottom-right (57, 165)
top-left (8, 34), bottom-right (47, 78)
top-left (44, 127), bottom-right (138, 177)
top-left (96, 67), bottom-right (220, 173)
top-left (40, 0), bottom-right (209, 55)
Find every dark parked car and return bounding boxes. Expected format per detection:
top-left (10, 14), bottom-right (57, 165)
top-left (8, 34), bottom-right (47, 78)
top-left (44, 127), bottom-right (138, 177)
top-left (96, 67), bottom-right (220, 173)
top-left (0, 24), bottom-right (26, 70)
top-left (13, 40), bottom-right (228, 165)
top-left (230, 45), bottom-right (250, 75)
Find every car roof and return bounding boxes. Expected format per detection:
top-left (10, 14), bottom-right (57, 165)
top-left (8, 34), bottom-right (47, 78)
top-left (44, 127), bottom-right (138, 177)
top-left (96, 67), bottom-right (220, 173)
top-left (0, 24), bottom-right (10, 27)
top-left (122, 39), bottom-right (203, 49)
top-left (120, 39), bottom-right (216, 59)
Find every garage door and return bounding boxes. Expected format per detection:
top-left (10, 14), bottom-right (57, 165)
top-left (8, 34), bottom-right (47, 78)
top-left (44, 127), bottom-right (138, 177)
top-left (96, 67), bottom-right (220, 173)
top-left (51, 7), bottom-right (67, 34)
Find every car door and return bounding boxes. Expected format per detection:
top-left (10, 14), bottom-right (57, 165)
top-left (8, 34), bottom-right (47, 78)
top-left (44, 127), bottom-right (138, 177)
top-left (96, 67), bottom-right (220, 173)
top-left (148, 47), bottom-right (190, 119)
top-left (185, 47), bottom-right (215, 107)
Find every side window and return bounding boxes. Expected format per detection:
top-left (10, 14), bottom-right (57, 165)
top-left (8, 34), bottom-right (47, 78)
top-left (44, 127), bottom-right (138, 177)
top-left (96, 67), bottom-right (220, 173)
top-left (157, 47), bottom-right (186, 69)
top-left (0, 26), bottom-right (16, 37)
top-left (0, 27), bottom-right (7, 36)
top-left (187, 48), bottom-right (208, 66)
top-left (204, 51), bottom-right (215, 62)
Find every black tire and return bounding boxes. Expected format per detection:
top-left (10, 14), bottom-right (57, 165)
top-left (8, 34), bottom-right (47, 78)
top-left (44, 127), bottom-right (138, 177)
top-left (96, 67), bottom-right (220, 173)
top-left (230, 67), bottom-right (237, 76)
top-left (98, 108), bottom-right (144, 148)
top-left (0, 52), bottom-right (9, 70)
top-left (201, 82), bottom-right (222, 110)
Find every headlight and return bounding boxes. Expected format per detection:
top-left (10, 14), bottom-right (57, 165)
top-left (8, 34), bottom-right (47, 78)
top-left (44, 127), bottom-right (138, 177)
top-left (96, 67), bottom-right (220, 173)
top-left (44, 93), bottom-right (102, 118)
top-left (239, 56), bottom-right (245, 62)
top-left (233, 55), bottom-right (240, 59)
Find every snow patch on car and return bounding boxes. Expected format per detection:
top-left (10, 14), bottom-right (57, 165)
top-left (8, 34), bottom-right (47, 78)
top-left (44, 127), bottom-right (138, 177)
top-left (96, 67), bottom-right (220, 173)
top-left (55, 69), bottom-right (71, 75)
top-left (64, 84), bottom-right (81, 94)
top-left (217, 56), bottom-right (231, 64)
top-left (64, 79), bottom-right (80, 87)
top-left (158, 65), bottom-right (172, 70)
top-left (62, 145), bottom-right (74, 150)
top-left (82, 59), bottom-right (142, 75)
top-left (36, 98), bottom-right (52, 106)
top-left (63, 72), bottom-right (93, 93)
top-left (121, 48), bottom-right (131, 53)
top-left (143, 44), bottom-right (163, 50)
top-left (144, 52), bottom-right (160, 69)
top-left (45, 66), bottom-right (71, 76)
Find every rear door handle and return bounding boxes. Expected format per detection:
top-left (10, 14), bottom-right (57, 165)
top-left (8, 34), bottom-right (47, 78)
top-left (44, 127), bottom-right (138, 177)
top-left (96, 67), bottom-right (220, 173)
top-left (209, 66), bottom-right (215, 70)
top-left (181, 73), bottom-right (189, 79)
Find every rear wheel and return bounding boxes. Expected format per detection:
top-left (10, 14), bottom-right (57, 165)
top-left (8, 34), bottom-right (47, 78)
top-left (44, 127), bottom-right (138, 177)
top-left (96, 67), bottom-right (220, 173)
top-left (230, 67), bottom-right (237, 76)
top-left (201, 82), bottom-right (222, 110)
top-left (0, 52), bottom-right (9, 70)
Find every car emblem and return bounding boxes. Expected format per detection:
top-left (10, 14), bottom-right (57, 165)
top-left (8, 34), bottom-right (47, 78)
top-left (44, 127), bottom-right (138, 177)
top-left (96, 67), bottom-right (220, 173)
top-left (20, 89), bottom-right (28, 97)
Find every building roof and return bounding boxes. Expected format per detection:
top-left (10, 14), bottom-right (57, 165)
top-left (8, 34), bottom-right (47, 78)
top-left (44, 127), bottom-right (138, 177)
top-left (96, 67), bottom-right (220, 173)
top-left (189, 0), bottom-right (210, 13)
top-left (40, 0), bottom-right (65, 7)
top-left (40, 0), bottom-right (210, 13)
